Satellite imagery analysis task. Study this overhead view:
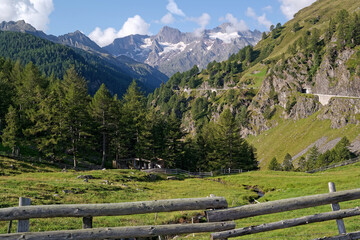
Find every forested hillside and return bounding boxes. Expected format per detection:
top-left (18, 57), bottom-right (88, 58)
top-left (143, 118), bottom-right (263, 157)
top-left (0, 31), bottom-right (167, 96)
top-left (0, 59), bottom-right (257, 171)
top-left (148, 0), bottom-right (360, 170)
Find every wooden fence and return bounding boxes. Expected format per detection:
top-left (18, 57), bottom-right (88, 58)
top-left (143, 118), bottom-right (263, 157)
top-left (307, 157), bottom-right (360, 173)
top-left (143, 168), bottom-right (214, 177)
top-left (2, 183), bottom-right (360, 239)
top-left (0, 196), bottom-right (234, 239)
top-left (208, 182), bottom-right (360, 239)
top-left (143, 168), bottom-right (247, 177)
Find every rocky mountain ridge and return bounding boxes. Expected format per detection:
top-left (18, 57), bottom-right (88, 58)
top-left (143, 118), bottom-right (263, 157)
top-left (0, 20), bottom-right (168, 94)
top-left (104, 24), bottom-right (262, 77)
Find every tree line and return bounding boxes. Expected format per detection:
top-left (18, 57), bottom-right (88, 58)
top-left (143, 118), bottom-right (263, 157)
top-left (268, 137), bottom-right (355, 172)
top-left (0, 59), bottom-right (258, 171)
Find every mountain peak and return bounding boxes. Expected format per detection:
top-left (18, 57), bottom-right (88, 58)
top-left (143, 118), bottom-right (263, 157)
top-left (0, 20), bottom-right (37, 32)
top-left (156, 26), bottom-right (182, 43)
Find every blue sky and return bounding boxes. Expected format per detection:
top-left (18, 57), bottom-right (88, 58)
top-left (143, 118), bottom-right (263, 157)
top-left (0, 0), bottom-right (317, 47)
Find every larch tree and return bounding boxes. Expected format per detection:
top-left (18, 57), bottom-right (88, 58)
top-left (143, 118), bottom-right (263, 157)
top-left (89, 83), bottom-right (114, 168)
top-left (61, 67), bottom-right (90, 168)
top-left (121, 80), bottom-right (147, 158)
top-left (2, 105), bottom-right (19, 156)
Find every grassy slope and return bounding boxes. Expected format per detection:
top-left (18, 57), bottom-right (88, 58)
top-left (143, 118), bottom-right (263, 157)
top-left (240, 0), bottom-right (360, 88)
top-left (255, 0), bottom-right (360, 60)
top-left (243, 0), bottom-right (360, 168)
top-left (247, 112), bottom-right (360, 168)
top-left (1, 155), bottom-right (360, 239)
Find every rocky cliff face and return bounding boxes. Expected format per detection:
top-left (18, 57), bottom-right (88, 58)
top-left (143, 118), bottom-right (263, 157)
top-left (246, 47), bottom-right (360, 135)
top-left (313, 49), bottom-right (360, 96)
top-left (318, 98), bottom-right (360, 128)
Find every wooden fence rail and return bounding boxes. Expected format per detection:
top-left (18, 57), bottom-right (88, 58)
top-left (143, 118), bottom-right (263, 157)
top-left (0, 197), bottom-right (227, 221)
top-left (0, 196), bottom-right (231, 239)
top-left (209, 182), bottom-right (360, 239)
top-left (0, 222), bottom-right (235, 240)
top-left (211, 207), bottom-right (360, 239)
top-left (206, 188), bottom-right (360, 222)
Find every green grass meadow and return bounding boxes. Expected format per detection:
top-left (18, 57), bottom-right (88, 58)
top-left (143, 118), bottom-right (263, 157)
top-left (0, 154), bottom-right (360, 239)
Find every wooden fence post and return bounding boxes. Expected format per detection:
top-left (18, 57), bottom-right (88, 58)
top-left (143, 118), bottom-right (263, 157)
top-left (328, 182), bottom-right (346, 235)
top-left (82, 216), bottom-right (93, 229)
top-left (17, 197), bottom-right (31, 232)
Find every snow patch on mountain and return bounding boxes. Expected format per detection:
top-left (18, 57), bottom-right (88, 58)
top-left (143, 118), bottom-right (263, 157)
top-left (208, 31), bottom-right (240, 44)
top-left (103, 25), bottom-right (262, 76)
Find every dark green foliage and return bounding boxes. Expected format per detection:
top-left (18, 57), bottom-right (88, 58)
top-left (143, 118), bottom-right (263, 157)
top-left (297, 156), bottom-right (306, 171)
top-left (262, 32), bottom-right (267, 40)
top-left (286, 96), bottom-right (297, 114)
top-left (268, 157), bottom-right (281, 171)
top-left (89, 84), bottom-right (116, 168)
top-left (306, 145), bottom-right (320, 171)
top-left (271, 23), bottom-right (283, 39)
top-left (292, 22), bottom-right (302, 32)
top-left (191, 97), bottom-right (209, 128)
top-left (298, 137), bottom-right (355, 172)
top-left (121, 81), bottom-right (147, 159)
top-left (61, 67), bottom-right (91, 168)
top-left (1, 105), bottom-right (19, 155)
top-left (0, 31), bottom-right (141, 96)
top-left (282, 153), bottom-right (294, 171)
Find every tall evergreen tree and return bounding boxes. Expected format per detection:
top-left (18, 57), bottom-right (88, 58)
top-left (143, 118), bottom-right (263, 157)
top-left (0, 60), bottom-right (14, 132)
top-left (164, 111), bottom-right (184, 168)
top-left (268, 157), bottom-right (281, 171)
top-left (61, 67), bottom-right (90, 168)
top-left (24, 79), bottom-right (65, 159)
top-left (2, 105), bottom-right (19, 156)
top-left (89, 84), bottom-right (114, 168)
top-left (306, 145), bottom-right (320, 171)
top-left (213, 109), bottom-right (257, 170)
top-left (121, 80), bottom-right (147, 158)
top-left (282, 153), bottom-right (294, 171)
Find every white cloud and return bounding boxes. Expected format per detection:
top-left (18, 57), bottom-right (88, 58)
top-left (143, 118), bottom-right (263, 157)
top-left (166, 0), bottom-right (185, 17)
top-left (88, 15), bottom-right (150, 47)
top-left (245, 7), bottom-right (272, 30)
top-left (225, 13), bottom-right (248, 33)
top-left (245, 7), bottom-right (256, 18)
top-left (161, 12), bottom-right (175, 24)
top-left (257, 14), bottom-right (272, 29)
top-left (279, 0), bottom-right (316, 19)
top-left (263, 5), bottom-right (273, 12)
top-left (0, 0), bottom-right (54, 31)
top-left (190, 13), bottom-right (211, 36)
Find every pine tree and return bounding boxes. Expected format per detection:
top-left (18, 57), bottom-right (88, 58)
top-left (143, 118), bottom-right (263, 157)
top-left (89, 84), bottom-right (114, 168)
top-left (268, 157), bottom-right (281, 171)
top-left (297, 156), bottom-right (306, 171)
top-left (164, 111), bottom-right (184, 168)
top-left (61, 67), bottom-right (90, 168)
top-left (306, 145), bottom-right (320, 171)
top-left (0, 61), bottom-right (14, 132)
top-left (213, 109), bottom-right (257, 170)
top-left (121, 80), bottom-right (147, 158)
top-left (333, 137), bottom-right (351, 162)
top-left (282, 153), bottom-right (294, 171)
top-left (24, 79), bottom-right (65, 159)
top-left (2, 105), bottom-right (19, 156)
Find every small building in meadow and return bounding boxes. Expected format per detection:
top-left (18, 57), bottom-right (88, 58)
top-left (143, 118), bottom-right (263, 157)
top-left (112, 158), bottom-right (162, 169)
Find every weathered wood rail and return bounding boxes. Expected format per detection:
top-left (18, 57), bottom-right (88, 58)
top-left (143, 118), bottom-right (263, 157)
top-left (0, 197), bottom-right (234, 239)
top-left (0, 222), bottom-right (235, 240)
top-left (209, 182), bottom-right (360, 239)
top-left (0, 197), bottom-right (227, 221)
top-left (3, 183), bottom-right (360, 239)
